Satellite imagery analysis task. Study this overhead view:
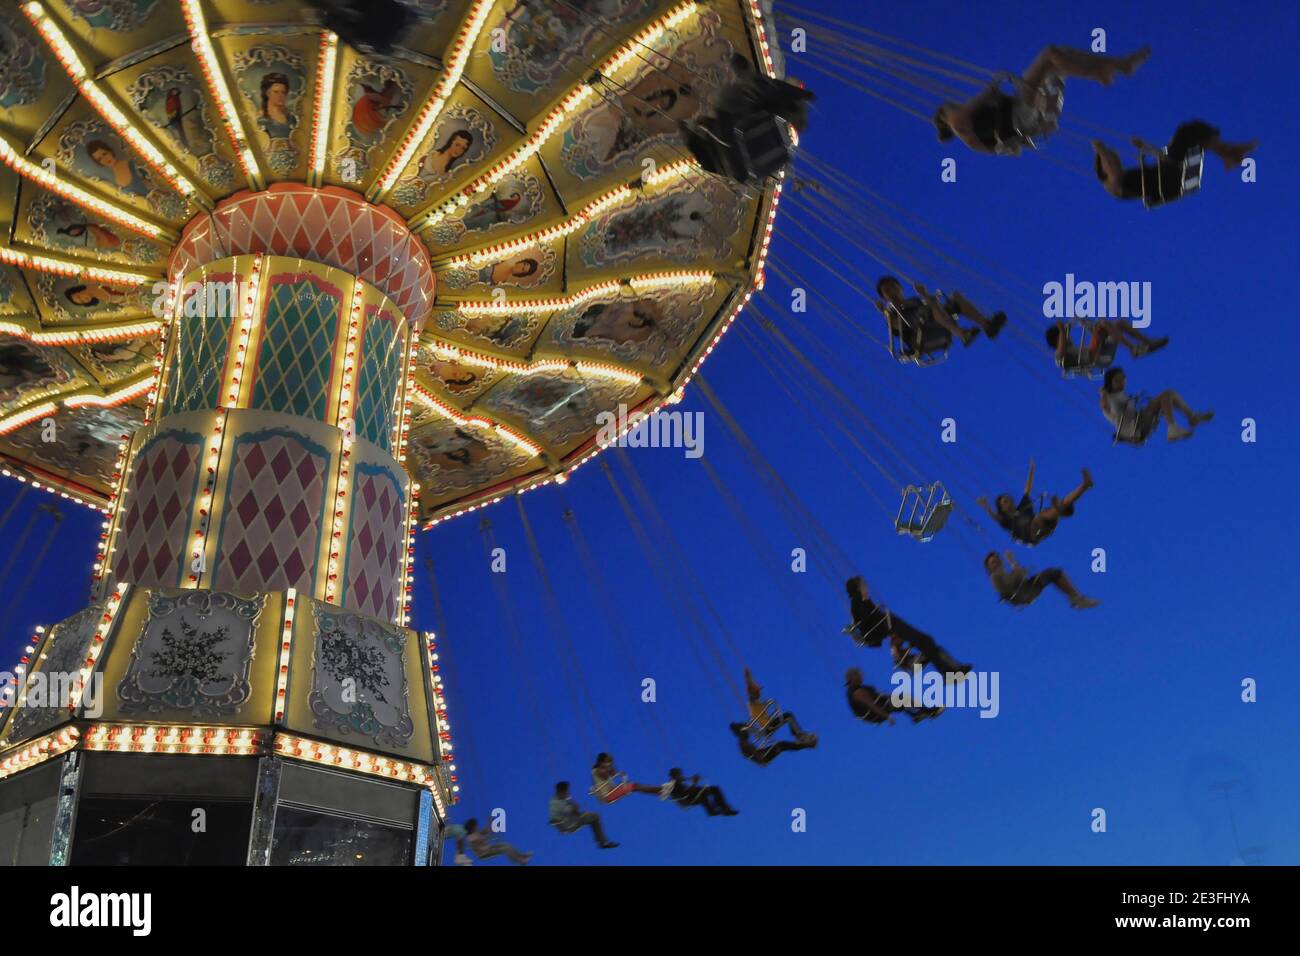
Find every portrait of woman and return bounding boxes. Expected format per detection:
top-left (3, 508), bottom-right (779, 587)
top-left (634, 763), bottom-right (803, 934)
top-left (259, 72), bottom-right (295, 139)
top-left (420, 128), bottom-right (474, 179)
top-left (64, 282), bottom-right (130, 309)
top-left (85, 138), bottom-right (151, 198)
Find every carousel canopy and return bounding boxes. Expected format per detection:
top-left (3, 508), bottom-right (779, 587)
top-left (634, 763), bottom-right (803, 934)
top-left (0, 0), bottom-right (784, 525)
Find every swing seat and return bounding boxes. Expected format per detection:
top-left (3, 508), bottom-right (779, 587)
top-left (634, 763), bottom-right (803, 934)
top-left (892, 646), bottom-right (925, 670)
top-left (1056, 320), bottom-right (1118, 380)
top-left (1110, 397), bottom-right (1152, 447)
top-left (1140, 145), bottom-right (1204, 209)
top-left (854, 693), bottom-right (894, 724)
top-left (683, 112), bottom-right (792, 185)
top-left (742, 699), bottom-right (782, 747)
top-left (991, 74), bottom-right (1064, 154)
top-left (895, 482), bottom-right (952, 541)
top-left (590, 771), bottom-right (630, 801)
top-left (884, 305), bottom-right (951, 366)
top-left (734, 112), bottom-right (794, 182)
top-left (843, 606), bottom-right (892, 648)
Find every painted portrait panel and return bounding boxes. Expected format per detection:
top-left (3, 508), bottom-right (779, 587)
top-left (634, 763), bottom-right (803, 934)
top-left (431, 307), bottom-right (542, 352)
top-left (127, 63), bottom-right (237, 191)
top-left (56, 117), bottom-right (186, 220)
top-left (439, 244), bottom-right (558, 292)
top-left (425, 169), bottom-right (545, 248)
top-left (390, 102), bottom-right (497, 208)
top-left (335, 59), bottom-right (414, 183)
top-left (234, 44), bottom-right (307, 177)
top-left (561, 10), bottom-right (734, 179)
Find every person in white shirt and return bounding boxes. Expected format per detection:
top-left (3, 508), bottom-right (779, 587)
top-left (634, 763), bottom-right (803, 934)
top-left (1100, 367), bottom-right (1213, 443)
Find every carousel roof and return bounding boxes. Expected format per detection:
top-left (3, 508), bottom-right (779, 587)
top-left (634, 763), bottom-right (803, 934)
top-left (0, 0), bottom-right (784, 524)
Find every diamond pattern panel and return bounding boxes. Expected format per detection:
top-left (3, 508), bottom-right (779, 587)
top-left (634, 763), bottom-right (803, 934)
top-left (213, 429), bottom-right (328, 595)
top-left (112, 432), bottom-right (203, 587)
top-left (165, 282), bottom-right (235, 415)
top-left (354, 309), bottom-right (403, 453)
top-left (168, 185), bottom-right (434, 328)
top-left (251, 277), bottom-right (340, 421)
top-left (345, 467), bottom-right (405, 620)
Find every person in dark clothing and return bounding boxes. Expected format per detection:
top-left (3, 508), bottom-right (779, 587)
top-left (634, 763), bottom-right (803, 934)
top-left (729, 720), bottom-right (816, 765)
top-left (845, 668), bottom-right (943, 725)
top-left (845, 576), bottom-right (972, 678)
top-left (1091, 121), bottom-right (1257, 203)
top-left (978, 459), bottom-right (1093, 546)
top-left (681, 54), bottom-right (813, 182)
top-left (666, 768), bottom-right (739, 816)
top-left (739, 667), bottom-right (817, 745)
top-left (876, 275), bottom-right (1005, 350)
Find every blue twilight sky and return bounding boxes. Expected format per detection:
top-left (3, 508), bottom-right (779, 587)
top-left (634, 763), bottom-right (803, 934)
top-left (2, 0), bottom-right (1297, 866)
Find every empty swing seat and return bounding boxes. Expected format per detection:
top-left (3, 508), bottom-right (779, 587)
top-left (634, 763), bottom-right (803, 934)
top-left (895, 483), bottom-right (953, 541)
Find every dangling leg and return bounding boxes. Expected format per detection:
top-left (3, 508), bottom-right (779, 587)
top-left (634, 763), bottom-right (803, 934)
top-left (1023, 44), bottom-right (1150, 88)
top-left (1166, 120), bottom-right (1257, 171)
top-left (1091, 140), bottom-right (1129, 197)
top-left (925, 294), bottom-right (978, 346)
top-left (775, 710), bottom-right (810, 738)
top-left (946, 290), bottom-right (1006, 337)
top-left (1038, 568), bottom-right (1099, 608)
top-left (891, 615), bottom-right (970, 675)
top-left (1157, 390), bottom-right (1213, 429)
top-left (1104, 320), bottom-right (1168, 356)
top-left (700, 785), bottom-right (738, 815)
top-left (576, 811), bottom-right (616, 848)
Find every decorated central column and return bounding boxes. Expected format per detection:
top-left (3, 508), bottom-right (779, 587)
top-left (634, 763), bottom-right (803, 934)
top-left (100, 184), bottom-right (431, 621)
top-left (0, 186), bottom-right (453, 867)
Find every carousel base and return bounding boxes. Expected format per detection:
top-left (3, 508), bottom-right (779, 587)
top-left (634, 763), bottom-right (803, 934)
top-left (0, 582), bottom-right (451, 866)
top-left (0, 744), bottom-right (439, 866)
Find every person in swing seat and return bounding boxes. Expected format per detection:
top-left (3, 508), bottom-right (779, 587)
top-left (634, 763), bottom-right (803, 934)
top-left (1100, 367), bottom-right (1213, 443)
top-left (1046, 320), bottom-right (1168, 371)
top-left (983, 551), bottom-right (1099, 609)
top-left (845, 576), bottom-right (972, 678)
top-left (875, 275), bottom-right (1006, 350)
top-left (978, 459), bottom-right (1093, 546)
top-left (590, 752), bottom-right (666, 804)
top-left (730, 667), bottom-right (817, 764)
top-left (665, 767), bottom-right (739, 816)
top-left (1091, 120), bottom-right (1257, 203)
top-left (548, 781), bottom-right (619, 849)
top-left (933, 44), bottom-right (1151, 156)
top-left (845, 668), bottom-right (943, 725)
top-left (461, 817), bottom-right (534, 865)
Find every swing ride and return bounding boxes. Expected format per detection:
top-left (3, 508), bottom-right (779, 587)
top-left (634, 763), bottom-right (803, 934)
top-left (0, 0), bottom-right (789, 866)
top-left (0, 0), bottom-right (1249, 867)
